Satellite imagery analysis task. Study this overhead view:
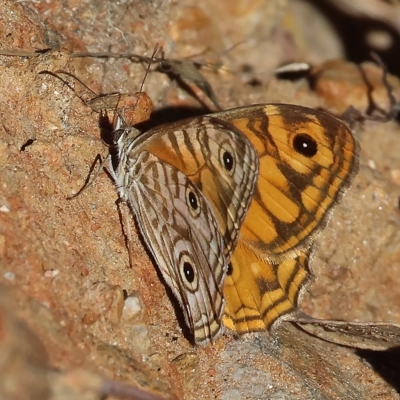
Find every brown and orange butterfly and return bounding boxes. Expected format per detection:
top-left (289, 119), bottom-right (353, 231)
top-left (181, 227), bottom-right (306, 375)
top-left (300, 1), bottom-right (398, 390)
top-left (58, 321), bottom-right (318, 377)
top-left (110, 103), bottom-right (359, 344)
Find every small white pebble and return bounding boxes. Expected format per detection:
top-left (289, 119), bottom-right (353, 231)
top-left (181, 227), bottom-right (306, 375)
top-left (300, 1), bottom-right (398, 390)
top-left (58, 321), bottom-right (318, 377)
top-left (4, 272), bottom-right (15, 281)
top-left (0, 205), bottom-right (10, 213)
top-left (368, 159), bottom-right (376, 169)
top-left (123, 295), bottom-right (142, 315)
top-left (44, 269), bottom-right (60, 278)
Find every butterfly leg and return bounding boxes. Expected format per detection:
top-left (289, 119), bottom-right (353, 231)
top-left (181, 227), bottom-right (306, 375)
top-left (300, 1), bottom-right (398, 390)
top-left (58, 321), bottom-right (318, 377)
top-left (117, 198), bottom-right (137, 269)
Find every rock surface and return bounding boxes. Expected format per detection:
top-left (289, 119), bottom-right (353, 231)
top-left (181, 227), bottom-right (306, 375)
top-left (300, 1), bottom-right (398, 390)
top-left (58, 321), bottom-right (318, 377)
top-left (1, 0), bottom-right (400, 399)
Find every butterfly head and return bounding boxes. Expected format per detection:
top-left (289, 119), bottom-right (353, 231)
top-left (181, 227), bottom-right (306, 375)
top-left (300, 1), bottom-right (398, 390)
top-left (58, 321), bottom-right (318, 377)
top-left (112, 115), bottom-right (142, 157)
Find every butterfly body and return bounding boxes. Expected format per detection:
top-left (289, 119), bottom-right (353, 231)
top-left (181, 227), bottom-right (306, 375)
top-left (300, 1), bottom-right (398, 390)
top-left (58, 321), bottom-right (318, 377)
top-left (110, 103), bottom-right (359, 343)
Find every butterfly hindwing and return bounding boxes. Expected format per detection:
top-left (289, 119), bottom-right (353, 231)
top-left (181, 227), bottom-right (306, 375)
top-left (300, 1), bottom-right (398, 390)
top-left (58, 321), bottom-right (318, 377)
top-left (223, 246), bottom-right (312, 333)
top-left (116, 148), bottom-right (228, 344)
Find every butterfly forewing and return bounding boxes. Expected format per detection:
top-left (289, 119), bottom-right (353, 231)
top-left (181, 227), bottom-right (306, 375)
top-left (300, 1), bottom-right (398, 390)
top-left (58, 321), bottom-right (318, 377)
top-left (131, 116), bottom-right (259, 258)
top-left (211, 104), bottom-right (359, 260)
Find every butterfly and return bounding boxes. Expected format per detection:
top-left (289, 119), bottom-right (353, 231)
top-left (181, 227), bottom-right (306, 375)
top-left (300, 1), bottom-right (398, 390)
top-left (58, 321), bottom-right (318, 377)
top-left (109, 103), bottom-right (359, 344)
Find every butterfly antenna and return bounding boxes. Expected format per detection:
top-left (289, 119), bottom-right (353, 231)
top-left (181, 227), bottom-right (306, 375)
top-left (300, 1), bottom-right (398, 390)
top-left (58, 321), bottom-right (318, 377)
top-left (135, 43), bottom-right (159, 110)
top-left (110, 43), bottom-right (159, 137)
top-left (67, 154), bottom-right (111, 200)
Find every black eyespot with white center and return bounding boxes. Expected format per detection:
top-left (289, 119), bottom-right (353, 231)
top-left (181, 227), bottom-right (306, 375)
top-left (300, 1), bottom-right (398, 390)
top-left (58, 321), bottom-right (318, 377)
top-left (186, 186), bottom-right (201, 217)
top-left (183, 262), bottom-right (195, 282)
top-left (220, 142), bottom-right (236, 174)
top-left (293, 133), bottom-right (318, 157)
top-left (179, 254), bottom-right (198, 290)
top-left (222, 150), bottom-right (233, 170)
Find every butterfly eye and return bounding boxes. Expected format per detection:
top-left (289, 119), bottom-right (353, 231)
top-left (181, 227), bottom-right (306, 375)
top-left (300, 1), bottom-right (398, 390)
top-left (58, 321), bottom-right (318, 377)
top-left (293, 133), bottom-right (318, 157)
top-left (186, 186), bottom-right (201, 217)
top-left (114, 129), bottom-right (125, 145)
top-left (179, 254), bottom-right (198, 289)
top-left (220, 142), bottom-right (235, 173)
